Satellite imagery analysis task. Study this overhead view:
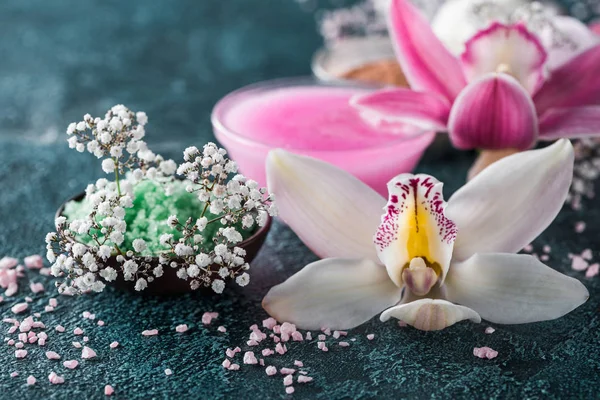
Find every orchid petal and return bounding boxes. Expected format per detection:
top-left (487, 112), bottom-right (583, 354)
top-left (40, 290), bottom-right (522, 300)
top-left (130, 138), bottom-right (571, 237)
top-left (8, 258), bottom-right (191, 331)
top-left (445, 253), bottom-right (589, 324)
top-left (388, 0), bottom-right (467, 102)
top-left (380, 298), bottom-right (481, 331)
top-left (375, 174), bottom-right (456, 287)
top-left (534, 44), bottom-right (600, 115)
top-left (262, 258), bottom-right (403, 330)
top-left (540, 16), bottom-right (600, 71)
top-left (448, 73), bottom-right (538, 150)
top-left (266, 150), bottom-right (385, 262)
top-left (461, 23), bottom-right (547, 94)
top-left (446, 140), bottom-right (574, 262)
top-left (350, 89), bottom-right (450, 131)
top-left (539, 106), bottom-right (600, 140)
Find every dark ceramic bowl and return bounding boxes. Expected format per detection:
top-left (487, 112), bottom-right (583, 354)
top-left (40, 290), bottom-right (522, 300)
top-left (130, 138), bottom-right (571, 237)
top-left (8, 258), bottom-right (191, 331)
top-left (55, 192), bottom-right (272, 295)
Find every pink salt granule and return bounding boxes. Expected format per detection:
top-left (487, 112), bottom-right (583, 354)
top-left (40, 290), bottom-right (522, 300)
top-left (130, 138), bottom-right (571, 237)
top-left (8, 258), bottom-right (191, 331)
top-left (243, 351), bottom-right (258, 365)
top-left (201, 312), bottom-right (219, 325)
top-left (222, 359), bottom-right (231, 369)
top-left (10, 372), bottom-right (18, 378)
top-left (29, 282), bottom-right (44, 294)
top-left (73, 342), bottom-right (82, 348)
top-left (82, 346), bottom-right (97, 359)
top-left (18, 332), bottom-right (27, 342)
top-left (82, 311), bottom-right (91, 319)
top-left (581, 249), bottom-right (593, 260)
top-left (339, 341), bottom-right (350, 347)
top-left (25, 296), bottom-right (33, 302)
top-left (218, 326), bottom-right (227, 333)
top-left (24, 255), bottom-right (44, 269)
top-left (247, 339), bottom-right (259, 346)
top-left (63, 360), bottom-right (79, 369)
top-left (259, 358), bottom-right (265, 366)
top-left (572, 256), bottom-right (589, 271)
top-left (28, 336), bottom-right (38, 344)
top-left (0, 257), bottom-right (18, 269)
top-left (575, 221), bottom-right (586, 233)
top-left (142, 329), bottom-right (158, 336)
top-left (286, 387), bottom-right (295, 394)
top-left (46, 351), bottom-right (61, 360)
top-left (275, 343), bottom-right (287, 355)
top-left (280, 368), bottom-right (295, 375)
top-left (74, 327), bottom-right (84, 335)
top-left (367, 334), bottom-right (375, 340)
top-left (49, 298), bottom-right (58, 307)
top-left (15, 349), bottom-right (27, 358)
top-left (272, 325), bottom-right (281, 334)
top-left (317, 334), bottom-right (326, 341)
top-left (45, 306), bottom-right (55, 312)
top-left (228, 364), bottom-right (240, 371)
top-left (15, 342), bottom-right (24, 349)
top-left (226, 348), bottom-right (236, 358)
top-left (89, 314), bottom-right (96, 320)
top-left (55, 325), bottom-right (65, 332)
top-left (283, 375), bottom-right (293, 386)
top-left (291, 331), bottom-right (303, 341)
top-left (11, 303), bottom-right (28, 314)
top-left (294, 360), bottom-right (303, 367)
top-left (298, 376), bottom-right (313, 383)
top-left (265, 366), bottom-right (277, 376)
top-left (262, 348), bottom-right (274, 357)
top-left (164, 369), bottom-right (173, 376)
top-left (586, 263), bottom-right (599, 278)
top-left (38, 338), bottom-right (46, 346)
top-left (485, 327), bottom-right (496, 334)
top-left (262, 318), bottom-right (277, 330)
top-left (473, 346), bottom-right (498, 359)
top-left (33, 321), bottom-right (45, 329)
top-left (540, 254), bottom-right (549, 262)
top-left (305, 332), bottom-right (312, 340)
top-left (27, 375), bottom-right (36, 385)
top-left (543, 245), bottom-right (551, 253)
top-left (105, 385), bottom-right (114, 396)
top-left (83, 336), bottom-right (89, 342)
top-left (48, 371), bottom-right (65, 384)
top-left (19, 316), bottom-right (33, 332)
top-left (7, 339), bottom-right (15, 345)
top-left (109, 341), bottom-right (119, 349)
top-left (175, 324), bottom-right (188, 333)
top-left (97, 320), bottom-right (105, 326)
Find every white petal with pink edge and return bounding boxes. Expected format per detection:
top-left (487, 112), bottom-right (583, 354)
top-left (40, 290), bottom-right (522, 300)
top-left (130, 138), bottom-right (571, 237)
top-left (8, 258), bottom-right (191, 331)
top-left (448, 73), bottom-right (538, 150)
top-left (380, 298), bottom-right (481, 331)
top-left (538, 106), bottom-right (600, 140)
top-left (388, 0), bottom-right (466, 102)
top-left (446, 140), bottom-right (574, 262)
top-left (374, 174), bottom-right (456, 288)
top-left (266, 150), bottom-right (385, 262)
top-left (445, 253), bottom-right (589, 324)
top-left (262, 258), bottom-right (403, 330)
top-left (461, 22), bottom-right (547, 94)
top-left (350, 89), bottom-right (451, 132)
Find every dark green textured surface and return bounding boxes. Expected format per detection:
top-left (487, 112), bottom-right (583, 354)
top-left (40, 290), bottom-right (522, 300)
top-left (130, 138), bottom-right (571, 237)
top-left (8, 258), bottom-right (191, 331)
top-left (0, 1), bottom-right (599, 399)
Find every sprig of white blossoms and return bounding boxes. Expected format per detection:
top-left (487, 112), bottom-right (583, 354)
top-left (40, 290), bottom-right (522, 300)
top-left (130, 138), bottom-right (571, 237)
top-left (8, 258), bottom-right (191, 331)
top-left (46, 105), bottom-right (277, 294)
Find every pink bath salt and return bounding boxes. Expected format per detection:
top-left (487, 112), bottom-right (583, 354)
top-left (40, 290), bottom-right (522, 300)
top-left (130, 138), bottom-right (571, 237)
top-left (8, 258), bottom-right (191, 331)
top-left (15, 342), bottom-right (24, 349)
top-left (40, 268), bottom-right (51, 276)
top-left (28, 336), bottom-right (38, 344)
top-left (222, 359), bottom-right (231, 369)
top-left (265, 366), bottom-right (277, 376)
top-left (73, 342), bottom-right (82, 348)
top-left (38, 338), bottom-right (46, 346)
top-left (18, 332), bottom-right (27, 342)
top-left (272, 335), bottom-right (280, 343)
top-left (540, 254), bottom-right (549, 262)
top-left (0, 257), bottom-right (18, 269)
top-left (82, 311), bottom-right (91, 319)
top-left (55, 325), bottom-right (65, 332)
top-left (291, 331), bottom-right (304, 341)
top-left (286, 387), bottom-right (295, 394)
top-left (27, 375), bottom-right (36, 385)
top-left (142, 329), bottom-right (158, 336)
top-left (305, 332), bottom-right (312, 340)
top-left (367, 334), bottom-right (375, 340)
top-left (5, 282), bottom-right (18, 297)
top-left (485, 327), bottom-right (496, 334)
top-left (298, 375), bottom-right (313, 383)
top-left (294, 360), bottom-right (304, 367)
top-left (259, 358), bottom-right (264, 366)
top-left (8, 325), bottom-right (17, 334)
top-left (275, 343), bottom-right (287, 355)
top-left (48, 371), bottom-right (65, 384)
top-left (34, 312), bottom-right (41, 318)
top-left (226, 348), bottom-right (236, 358)
top-left (165, 369), bottom-right (173, 376)
top-left (74, 327), bottom-right (84, 335)
top-left (175, 324), bottom-right (188, 333)
top-left (280, 368), bottom-right (295, 375)
top-left (27, 331), bottom-right (36, 338)
top-left (280, 322), bottom-right (296, 335)
top-left (262, 317), bottom-right (277, 330)
top-left (473, 346), bottom-right (499, 359)
top-left (82, 346), bottom-right (97, 359)
top-left (63, 360), bottom-right (79, 369)
top-left (339, 341), bottom-right (350, 347)
top-left (110, 342), bottom-right (119, 349)
top-left (33, 321), bottom-right (45, 329)
top-left (7, 339), bottom-right (15, 345)
top-left (318, 334), bottom-right (326, 341)
top-left (45, 306), bottom-right (55, 312)
top-left (262, 348), bottom-right (274, 357)
top-left (581, 249), bottom-right (593, 260)
top-left (46, 351), bottom-right (61, 360)
top-left (24, 255), bottom-right (44, 269)
top-left (249, 331), bottom-right (264, 342)
top-left (542, 245), bottom-right (551, 253)
top-left (234, 347), bottom-right (241, 354)
top-left (322, 327), bottom-right (331, 336)
top-left (15, 349), bottom-right (27, 358)
top-left (89, 314), bottom-right (96, 320)
top-left (97, 320), bottom-right (105, 326)
top-left (228, 364), bottom-right (240, 371)
top-left (83, 336), bottom-right (89, 342)
top-left (586, 263), bottom-right (599, 278)
top-left (105, 385), bottom-right (114, 396)
top-left (283, 375), bottom-right (293, 386)
top-left (25, 297), bottom-right (33, 302)
top-left (10, 371), bottom-right (18, 378)
top-left (11, 303), bottom-right (28, 314)
top-left (575, 221), bottom-right (586, 233)
top-left (572, 255), bottom-right (589, 271)
top-left (218, 326), bottom-right (227, 333)
top-left (272, 325), bottom-right (281, 334)
top-left (3, 317), bottom-right (18, 324)
top-left (49, 298), bottom-right (58, 307)
top-left (243, 351), bottom-right (258, 365)
top-left (247, 340), bottom-right (259, 346)
top-left (29, 282), bottom-right (44, 294)
top-left (201, 312), bottom-right (219, 325)
top-left (19, 316), bottom-right (33, 332)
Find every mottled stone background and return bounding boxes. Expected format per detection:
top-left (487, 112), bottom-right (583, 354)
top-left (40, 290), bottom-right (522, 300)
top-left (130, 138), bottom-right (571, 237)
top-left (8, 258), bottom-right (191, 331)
top-left (0, 0), bottom-right (599, 399)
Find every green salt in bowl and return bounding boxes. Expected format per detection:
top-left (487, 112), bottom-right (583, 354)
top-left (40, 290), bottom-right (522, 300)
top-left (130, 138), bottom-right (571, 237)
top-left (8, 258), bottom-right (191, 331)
top-left (55, 188), bottom-right (272, 296)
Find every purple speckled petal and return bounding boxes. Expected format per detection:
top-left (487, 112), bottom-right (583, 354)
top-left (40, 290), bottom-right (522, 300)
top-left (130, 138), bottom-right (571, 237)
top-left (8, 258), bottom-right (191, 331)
top-left (448, 73), bottom-right (538, 150)
top-left (538, 106), bottom-right (600, 140)
top-left (388, 0), bottom-right (467, 102)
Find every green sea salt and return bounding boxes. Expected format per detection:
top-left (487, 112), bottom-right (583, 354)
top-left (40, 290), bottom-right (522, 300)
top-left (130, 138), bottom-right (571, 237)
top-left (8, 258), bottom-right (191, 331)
top-left (63, 179), bottom-right (257, 255)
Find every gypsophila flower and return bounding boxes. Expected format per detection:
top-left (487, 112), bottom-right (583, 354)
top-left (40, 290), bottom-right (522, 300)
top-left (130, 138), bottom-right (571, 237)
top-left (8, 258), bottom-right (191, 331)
top-left (236, 273), bottom-right (250, 287)
top-left (132, 239), bottom-right (147, 253)
top-left (212, 279), bottom-right (226, 294)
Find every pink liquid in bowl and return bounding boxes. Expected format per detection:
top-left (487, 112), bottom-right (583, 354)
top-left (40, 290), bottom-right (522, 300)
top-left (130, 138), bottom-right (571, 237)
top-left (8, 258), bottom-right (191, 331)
top-left (212, 78), bottom-right (434, 196)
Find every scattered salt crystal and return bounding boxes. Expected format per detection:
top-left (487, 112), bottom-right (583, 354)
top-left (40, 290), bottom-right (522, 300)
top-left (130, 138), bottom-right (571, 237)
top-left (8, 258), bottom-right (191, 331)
top-left (275, 343), bottom-right (287, 355)
top-left (49, 298), bottom-right (58, 307)
top-left (105, 385), bottom-right (114, 396)
top-left (201, 312), bottom-right (218, 325)
top-left (0, 257), bottom-right (18, 269)
top-left (540, 254), bottom-right (549, 261)
top-left (48, 371), bottom-right (65, 384)
top-left (272, 336), bottom-right (280, 343)
top-left (175, 324), bottom-right (188, 333)
top-left (298, 375), bottom-right (313, 383)
top-left (7, 339), bottom-right (14, 345)
top-left (339, 341), bottom-right (350, 347)
top-left (262, 318), bottom-right (277, 330)
top-left (280, 368), bottom-right (295, 375)
top-left (82, 311), bottom-right (91, 319)
top-left (24, 255), bottom-right (43, 269)
top-left (273, 325), bottom-right (281, 334)
top-left (318, 334), bottom-right (326, 341)
top-left (247, 340), bottom-right (259, 346)
top-left (291, 331), bottom-right (303, 341)
top-left (581, 249), bottom-right (593, 260)
top-left (283, 375), bottom-right (293, 386)
top-left (234, 347), bottom-right (241, 353)
top-left (25, 297), bottom-right (33, 302)
top-left (89, 314), bottom-right (96, 320)
top-left (259, 358), bottom-right (264, 366)
top-left (322, 327), bottom-right (331, 335)
top-left (18, 332), bottom-right (27, 342)
top-left (110, 341), bottom-right (119, 349)
top-left (226, 348), bottom-right (236, 358)
top-left (63, 360), bottom-right (79, 369)
top-left (575, 221), bottom-right (586, 233)
top-left (572, 256), bottom-right (589, 271)
top-left (10, 372), bottom-right (18, 378)
top-left (97, 320), bottom-right (105, 326)
top-left (222, 359), bottom-right (231, 368)
top-left (485, 327), bottom-right (496, 334)
top-left (286, 387), bottom-right (295, 394)
top-left (305, 332), bottom-right (312, 340)
top-left (164, 369), bottom-right (173, 376)
top-left (55, 325), bottom-right (65, 332)
top-left (34, 312), bottom-right (41, 318)
top-left (27, 375), bottom-right (36, 385)
top-left (228, 364), bottom-right (240, 371)
top-left (332, 331), bottom-right (341, 339)
top-left (243, 351), bottom-right (258, 364)
top-left (82, 346), bottom-right (97, 359)
top-left (262, 348), bottom-right (274, 357)
top-left (586, 263), bottom-right (599, 278)
top-left (317, 342), bottom-right (328, 351)
top-left (73, 342), bottom-right (82, 348)
top-left (83, 336), bottom-right (89, 342)
top-left (265, 366), bottom-right (277, 376)
top-left (29, 282), bottom-right (44, 294)
top-left (473, 346), bottom-right (498, 359)
top-left (523, 244), bottom-right (533, 252)
top-left (142, 329), bottom-right (158, 336)
top-left (46, 351), bottom-right (60, 360)
top-left (11, 303), bottom-right (28, 314)
top-left (28, 336), bottom-right (37, 343)
top-left (15, 349), bottom-right (27, 358)
top-left (367, 334), bottom-right (375, 340)
top-left (543, 245), bottom-right (551, 253)
top-left (33, 321), bottom-right (45, 329)
top-left (38, 338), bottom-right (46, 346)
top-left (45, 306), bottom-right (55, 312)
top-left (218, 326), bottom-right (227, 333)
top-left (294, 360), bottom-right (303, 367)
top-left (74, 327), bottom-right (84, 335)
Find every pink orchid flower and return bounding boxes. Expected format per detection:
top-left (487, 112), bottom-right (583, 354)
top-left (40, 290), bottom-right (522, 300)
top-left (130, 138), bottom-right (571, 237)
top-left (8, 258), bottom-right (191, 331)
top-left (262, 140), bottom-right (589, 331)
top-left (352, 0), bottom-right (600, 152)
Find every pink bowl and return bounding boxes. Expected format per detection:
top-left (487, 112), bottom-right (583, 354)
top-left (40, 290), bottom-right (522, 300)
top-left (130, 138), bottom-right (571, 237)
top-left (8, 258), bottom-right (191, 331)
top-left (211, 77), bottom-right (434, 197)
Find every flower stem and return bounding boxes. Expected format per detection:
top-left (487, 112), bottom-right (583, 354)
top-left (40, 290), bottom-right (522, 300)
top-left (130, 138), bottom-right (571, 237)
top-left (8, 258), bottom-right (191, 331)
top-left (113, 159), bottom-right (122, 197)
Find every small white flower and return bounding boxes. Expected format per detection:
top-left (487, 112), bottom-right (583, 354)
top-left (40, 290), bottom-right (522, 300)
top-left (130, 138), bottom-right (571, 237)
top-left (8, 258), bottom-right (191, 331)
top-left (120, 196), bottom-right (133, 208)
top-left (123, 260), bottom-right (138, 275)
top-left (211, 279), bottom-right (225, 294)
top-left (218, 267), bottom-right (229, 279)
top-left (196, 217), bottom-right (208, 232)
top-left (214, 244), bottom-right (228, 257)
top-left (101, 159), bottom-right (115, 174)
top-left (236, 273), bottom-right (250, 287)
top-left (76, 121), bottom-right (87, 131)
top-left (100, 131), bottom-right (112, 144)
top-left (160, 160), bottom-right (177, 176)
top-left (97, 245), bottom-right (112, 260)
top-left (195, 253), bottom-right (211, 267)
top-left (187, 264), bottom-right (200, 278)
top-left (222, 227), bottom-right (243, 244)
top-left (136, 111), bottom-right (148, 125)
top-left (153, 265), bottom-right (164, 277)
top-left (67, 136), bottom-right (78, 149)
top-left (183, 147), bottom-right (198, 161)
top-left (132, 239), bottom-right (147, 253)
top-left (242, 215), bottom-right (254, 229)
top-left (167, 215), bottom-right (179, 227)
top-left (174, 243), bottom-right (194, 256)
top-left (110, 146), bottom-right (123, 158)
top-left (67, 122), bottom-right (77, 135)
top-left (134, 278), bottom-right (148, 291)
top-left (176, 268), bottom-right (188, 280)
top-left (159, 234), bottom-right (173, 246)
top-left (72, 243), bottom-right (87, 257)
top-left (99, 267), bottom-right (118, 282)
top-left (110, 231), bottom-right (124, 245)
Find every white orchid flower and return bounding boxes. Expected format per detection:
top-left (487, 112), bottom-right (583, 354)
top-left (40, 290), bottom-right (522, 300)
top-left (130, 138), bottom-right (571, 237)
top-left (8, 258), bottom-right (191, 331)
top-left (262, 140), bottom-right (589, 331)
